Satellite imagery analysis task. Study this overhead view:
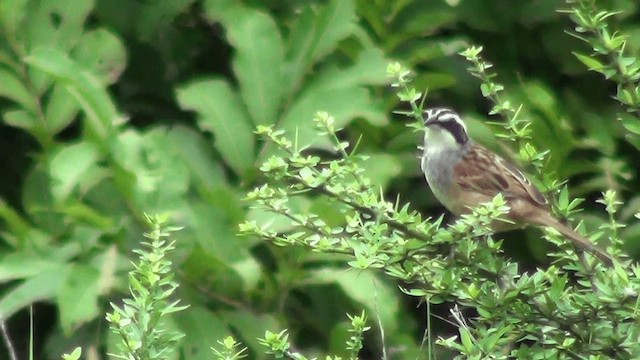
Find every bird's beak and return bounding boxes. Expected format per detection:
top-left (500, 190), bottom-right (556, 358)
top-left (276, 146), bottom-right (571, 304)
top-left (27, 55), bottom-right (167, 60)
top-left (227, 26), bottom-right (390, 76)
top-left (422, 110), bottom-right (436, 127)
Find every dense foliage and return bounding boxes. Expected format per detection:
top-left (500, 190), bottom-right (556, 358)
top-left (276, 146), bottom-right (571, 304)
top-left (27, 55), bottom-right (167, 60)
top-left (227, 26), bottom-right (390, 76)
top-left (1, 0), bottom-right (640, 359)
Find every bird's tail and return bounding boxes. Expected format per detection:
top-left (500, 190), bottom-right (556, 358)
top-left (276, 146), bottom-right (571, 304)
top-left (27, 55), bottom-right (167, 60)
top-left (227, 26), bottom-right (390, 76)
top-left (542, 216), bottom-right (614, 266)
top-left (555, 222), bottom-right (613, 266)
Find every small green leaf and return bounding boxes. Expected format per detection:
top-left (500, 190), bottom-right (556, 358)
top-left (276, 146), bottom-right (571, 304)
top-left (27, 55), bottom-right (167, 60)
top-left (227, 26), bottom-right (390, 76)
top-left (573, 52), bottom-right (605, 72)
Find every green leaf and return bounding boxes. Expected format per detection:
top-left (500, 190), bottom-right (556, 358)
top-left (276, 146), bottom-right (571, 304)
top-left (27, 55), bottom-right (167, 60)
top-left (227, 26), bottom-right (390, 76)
top-left (246, 196), bottom-right (312, 233)
top-left (360, 153), bottom-right (402, 189)
top-left (57, 264), bottom-right (100, 335)
top-left (188, 201), bottom-right (245, 262)
top-left (43, 85), bottom-right (80, 135)
top-left (307, 48), bottom-right (389, 89)
top-left (49, 142), bottom-right (100, 201)
top-left (135, 128), bottom-right (191, 210)
top-left (0, 264), bottom-right (71, 319)
top-left (23, 163), bottom-right (65, 233)
top-left (0, 67), bottom-right (38, 112)
top-left (0, 254), bottom-right (63, 282)
top-left (62, 347), bottom-right (82, 360)
top-left (175, 306), bottom-right (230, 360)
top-left (0, 0), bottom-right (28, 36)
top-left (72, 29), bottom-right (127, 84)
top-left (276, 86), bottom-right (384, 153)
top-left (134, 0), bottom-right (197, 41)
top-left (166, 125), bottom-right (228, 193)
top-left (272, 49), bottom-right (388, 155)
top-left (459, 327), bottom-right (474, 352)
top-left (573, 52), bottom-right (605, 72)
top-left (306, 269), bottom-right (400, 333)
top-left (285, 0), bottom-right (356, 94)
top-left (25, 47), bottom-right (119, 142)
top-left (25, 0), bottom-right (94, 52)
top-left (619, 112), bottom-right (640, 135)
top-left (221, 310), bottom-right (280, 358)
top-left (204, 1), bottom-right (284, 126)
top-left (176, 78), bottom-right (255, 176)
top-left (2, 109), bottom-right (40, 136)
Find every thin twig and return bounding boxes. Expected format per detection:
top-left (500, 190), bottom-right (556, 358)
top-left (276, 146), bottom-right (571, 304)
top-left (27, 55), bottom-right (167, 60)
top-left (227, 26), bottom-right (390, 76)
top-left (0, 316), bottom-right (18, 360)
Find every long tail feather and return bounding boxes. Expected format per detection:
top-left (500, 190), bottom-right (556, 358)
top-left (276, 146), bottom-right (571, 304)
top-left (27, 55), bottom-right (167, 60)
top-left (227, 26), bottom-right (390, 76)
top-left (552, 220), bottom-right (613, 266)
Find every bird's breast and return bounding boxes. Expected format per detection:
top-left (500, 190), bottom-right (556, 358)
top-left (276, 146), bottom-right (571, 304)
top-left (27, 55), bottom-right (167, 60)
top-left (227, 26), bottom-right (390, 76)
top-left (421, 149), bottom-right (464, 214)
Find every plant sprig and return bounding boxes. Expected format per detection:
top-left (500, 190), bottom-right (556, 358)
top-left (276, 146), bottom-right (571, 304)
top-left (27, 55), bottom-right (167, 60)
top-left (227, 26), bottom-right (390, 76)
top-left (459, 47), bottom-right (549, 176)
top-left (105, 214), bottom-right (188, 360)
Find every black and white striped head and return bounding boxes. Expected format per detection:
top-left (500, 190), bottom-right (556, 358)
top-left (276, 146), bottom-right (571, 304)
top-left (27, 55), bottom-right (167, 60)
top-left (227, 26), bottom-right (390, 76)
top-left (422, 108), bottom-right (469, 148)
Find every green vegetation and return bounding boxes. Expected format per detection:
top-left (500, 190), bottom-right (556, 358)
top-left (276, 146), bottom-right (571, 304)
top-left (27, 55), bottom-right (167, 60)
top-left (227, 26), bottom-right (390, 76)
top-left (1, 0), bottom-right (640, 359)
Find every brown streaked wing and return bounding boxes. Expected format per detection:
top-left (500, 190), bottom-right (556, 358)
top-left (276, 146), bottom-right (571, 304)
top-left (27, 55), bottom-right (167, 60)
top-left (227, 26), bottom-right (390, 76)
top-left (454, 143), bottom-right (547, 206)
top-left (495, 155), bottom-right (547, 205)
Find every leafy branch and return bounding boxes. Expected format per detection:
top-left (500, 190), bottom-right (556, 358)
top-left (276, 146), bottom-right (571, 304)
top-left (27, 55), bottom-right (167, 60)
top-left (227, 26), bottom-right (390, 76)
top-left (241, 90), bottom-right (637, 357)
top-left (564, 0), bottom-right (640, 147)
top-left (105, 214), bottom-right (188, 360)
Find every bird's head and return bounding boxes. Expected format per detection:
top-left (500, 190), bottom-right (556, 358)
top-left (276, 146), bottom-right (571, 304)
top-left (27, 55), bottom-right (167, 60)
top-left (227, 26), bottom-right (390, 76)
top-left (422, 107), bottom-right (469, 150)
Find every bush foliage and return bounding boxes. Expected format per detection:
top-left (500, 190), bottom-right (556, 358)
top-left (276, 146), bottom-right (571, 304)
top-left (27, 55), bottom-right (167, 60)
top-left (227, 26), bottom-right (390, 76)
top-left (1, 0), bottom-right (640, 359)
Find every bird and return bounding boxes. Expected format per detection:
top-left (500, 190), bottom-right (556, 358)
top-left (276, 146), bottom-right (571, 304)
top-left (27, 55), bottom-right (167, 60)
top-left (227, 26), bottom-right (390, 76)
top-left (419, 107), bottom-right (613, 266)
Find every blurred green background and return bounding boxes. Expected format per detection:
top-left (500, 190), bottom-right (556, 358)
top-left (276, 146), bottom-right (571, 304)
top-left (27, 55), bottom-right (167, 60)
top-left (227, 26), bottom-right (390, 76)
top-left (0, 0), bottom-right (639, 358)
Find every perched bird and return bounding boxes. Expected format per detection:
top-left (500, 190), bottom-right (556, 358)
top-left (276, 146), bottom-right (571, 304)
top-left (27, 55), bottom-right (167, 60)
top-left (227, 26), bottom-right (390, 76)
top-left (419, 107), bottom-right (612, 265)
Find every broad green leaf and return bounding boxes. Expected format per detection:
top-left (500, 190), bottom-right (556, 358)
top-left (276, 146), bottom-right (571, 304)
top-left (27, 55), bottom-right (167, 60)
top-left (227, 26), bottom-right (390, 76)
top-left (308, 48), bottom-right (389, 89)
top-left (0, 0), bottom-right (28, 36)
top-left (57, 264), bottom-right (100, 335)
top-left (72, 29), bottom-right (127, 84)
top-left (416, 72), bottom-right (457, 91)
top-left (58, 202), bottom-right (113, 230)
top-left (23, 163), bottom-right (65, 234)
top-left (188, 201), bottom-right (247, 263)
top-left (25, 0), bottom-right (94, 91)
top-left (175, 306), bottom-right (229, 360)
top-left (135, 0), bottom-right (196, 41)
top-left (110, 128), bottom-right (190, 211)
top-left (285, 0), bottom-right (356, 94)
top-left (275, 49), bottom-right (388, 151)
top-left (49, 142), bottom-right (100, 201)
top-left (93, 0), bottom-right (138, 35)
top-left (138, 128), bottom-right (191, 210)
top-left (360, 153), bottom-right (402, 190)
top-left (25, 0), bottom-right (94, 52)
top-left (25, 47), bottom-right (119, 142)
top-left (166, 125), bottom-right (228, 193)
top-left (95, 245), bottom-right (119, 295)
top-left (176, 78), bottom-right (255, 176)
top-left (0, 199), bottom-right (31, 242)
top-left (43, 85), bottom-right (80, 135)
top-left (204, 1), bottom-right (284, 126)
top-left (0, 253), bottom-right (63, 282)
top-left (620, 112), bottom-right (640, 135)
top-left (0, 264), bottom-right (71, 319)
top-left (276, 86), bottom-right (384, 154)
top-left (306, 269), bottom-right (400, 333)
top-left (220, 310), bottom-right (279, 359)
top-left (2, 109), bottom-right (40, 136)
top-left (389, 5), bottom-right (456, 49)
top-left (229, 255), bottom-right (261, 292)
top-left (0, 67), bottom-right (38, 112)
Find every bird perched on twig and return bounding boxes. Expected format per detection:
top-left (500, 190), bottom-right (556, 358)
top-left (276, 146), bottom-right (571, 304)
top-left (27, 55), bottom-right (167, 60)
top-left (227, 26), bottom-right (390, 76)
top-left (419, 107), bottom-right (613, 266)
